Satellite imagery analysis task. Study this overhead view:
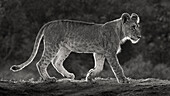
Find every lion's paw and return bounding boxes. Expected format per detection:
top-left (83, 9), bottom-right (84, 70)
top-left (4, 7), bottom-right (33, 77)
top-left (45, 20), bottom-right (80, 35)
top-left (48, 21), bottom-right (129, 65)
top-left (66, 73), bottom-right (75, 80)
top-left (118, 77), bottom-right (130, 84)
top-left (85, 69), bottom-right (97, 81)
top-left (44, 77), bottom-right (57, 82)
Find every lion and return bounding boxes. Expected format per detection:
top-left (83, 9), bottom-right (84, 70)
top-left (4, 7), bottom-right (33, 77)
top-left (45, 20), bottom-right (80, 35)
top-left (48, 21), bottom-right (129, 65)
top-left (10, 13), bottom-right (141, 83)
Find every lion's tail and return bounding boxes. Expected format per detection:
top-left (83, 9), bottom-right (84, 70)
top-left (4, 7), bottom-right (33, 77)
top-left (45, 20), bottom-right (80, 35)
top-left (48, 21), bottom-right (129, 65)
top-left (10, 25), bottom-right (45, 72)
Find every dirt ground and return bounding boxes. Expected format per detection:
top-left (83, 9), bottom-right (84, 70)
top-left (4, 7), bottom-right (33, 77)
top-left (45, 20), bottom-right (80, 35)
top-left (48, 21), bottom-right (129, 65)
top-left (0, 78), bottom-right (170, 96)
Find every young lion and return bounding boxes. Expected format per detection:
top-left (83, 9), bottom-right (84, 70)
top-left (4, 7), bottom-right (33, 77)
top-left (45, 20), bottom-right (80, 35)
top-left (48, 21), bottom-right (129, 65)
top-left (10, 13), bottom-right (141, 83)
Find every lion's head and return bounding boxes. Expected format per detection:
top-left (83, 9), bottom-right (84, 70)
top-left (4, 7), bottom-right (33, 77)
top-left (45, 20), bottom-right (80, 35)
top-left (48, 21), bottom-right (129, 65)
top-left (121, 13), bottom-right (141, 44)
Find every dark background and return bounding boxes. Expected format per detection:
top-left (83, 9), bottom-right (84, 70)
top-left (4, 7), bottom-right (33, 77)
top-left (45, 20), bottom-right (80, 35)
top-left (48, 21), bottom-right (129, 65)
top-left (0, 0), bottom-right (170, 81)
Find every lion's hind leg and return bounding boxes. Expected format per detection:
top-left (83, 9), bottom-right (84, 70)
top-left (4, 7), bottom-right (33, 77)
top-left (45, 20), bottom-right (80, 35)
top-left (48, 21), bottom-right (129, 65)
top-left (52, 46), bottom-right (75, 80)
top-left (36, 47), bottom-right (56, 81)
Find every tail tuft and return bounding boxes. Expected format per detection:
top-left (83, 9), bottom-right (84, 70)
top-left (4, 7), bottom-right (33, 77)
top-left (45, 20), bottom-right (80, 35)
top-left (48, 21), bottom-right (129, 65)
top-left (10, 65), bottom-right (22, 72)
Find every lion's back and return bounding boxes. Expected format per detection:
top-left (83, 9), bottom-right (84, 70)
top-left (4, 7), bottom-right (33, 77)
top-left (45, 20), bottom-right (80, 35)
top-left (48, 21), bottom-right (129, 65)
top-left (44, 20), bottom-right (102, 42)
top-left (43, 20), bottom-right (105, 53)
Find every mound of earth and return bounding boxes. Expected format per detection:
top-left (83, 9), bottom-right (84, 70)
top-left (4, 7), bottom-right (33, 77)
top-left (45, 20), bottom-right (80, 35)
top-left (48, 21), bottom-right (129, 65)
top-left (0, 78), bottom-right (170, 96)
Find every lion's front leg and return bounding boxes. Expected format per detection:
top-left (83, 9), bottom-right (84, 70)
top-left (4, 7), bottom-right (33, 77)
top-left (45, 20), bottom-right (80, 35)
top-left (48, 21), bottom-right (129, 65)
top-left (86, 53), bottom-right (105, 81)
top-left (106, 54), bottom-right (129, 83)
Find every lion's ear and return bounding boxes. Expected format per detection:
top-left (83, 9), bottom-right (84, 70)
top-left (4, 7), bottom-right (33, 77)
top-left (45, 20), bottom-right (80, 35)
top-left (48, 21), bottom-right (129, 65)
top-left (131, 13), bottom-right (140, 23)
top-left (121, 13), bottom-right (130, 23)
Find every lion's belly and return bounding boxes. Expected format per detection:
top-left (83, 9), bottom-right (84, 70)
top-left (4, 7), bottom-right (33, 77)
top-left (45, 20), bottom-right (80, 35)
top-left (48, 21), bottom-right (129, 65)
top-left (63, 40), bottom-right (104, 53)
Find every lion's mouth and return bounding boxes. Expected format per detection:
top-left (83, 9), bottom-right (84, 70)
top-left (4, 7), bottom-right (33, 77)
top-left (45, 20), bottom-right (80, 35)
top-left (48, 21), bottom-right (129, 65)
top-left (131, 35), bottom-right (141, 41)
top-left (131, 37), bottom-right (138, 41)
top-left (130, 36), bottom-right (141, 44)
